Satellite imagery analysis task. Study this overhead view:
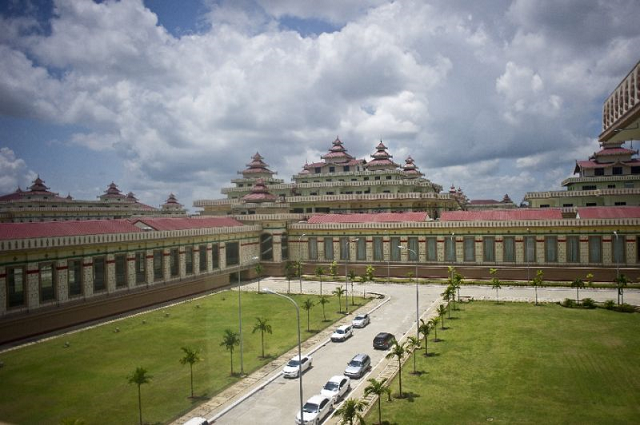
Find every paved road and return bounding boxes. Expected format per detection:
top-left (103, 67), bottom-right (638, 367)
top-left (175, 278), bottom-right (639, 425)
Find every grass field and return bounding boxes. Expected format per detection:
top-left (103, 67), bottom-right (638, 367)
top-left (0, 290), bottom-right (364, 425)
top-left (367, 302), bottom-right (640, 424)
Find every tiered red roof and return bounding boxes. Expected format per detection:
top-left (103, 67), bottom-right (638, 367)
top-left (242, 178), bottom-right (278, 203)
top-left (366, 141), bottom-right (399, 169)
top-left (0, 219), bottom-right (142, 240)
top-left (242, 152), bottom-right (274, 176)
top-left (307, 212), bottom-right (429, 224)
top-left (101, 182), bottom-right (126, 199)
top-left (593, 147), bottom-right (638, 156)
top-left (402, 156), bottom-right (424, 178)
top-left (577, 206), bottom-right (640, 219)
top-left (0, 176), bottom-right (68, 202)
top-left (321, 137), bottom-right (355, 162)
top-left (132, 217), bottom-right (243, 231)
top-left (441, 209), bottom-right (563, 221)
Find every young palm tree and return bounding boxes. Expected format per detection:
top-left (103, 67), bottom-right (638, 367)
top-left (490, 268), bottom-right (501, 303)
top-left (430, 317), bottom-right (439, 342)
top-left (220, 329), bottom-right (240, 375)
top-left (441, 285), bottom-right (455, 319)
top-left (179, 347), bottom-right (202, 398)
top-left (333, 286), bottom-right (346, 313)
top-left (406, 336), bottom-right (420, 375)
top-left (571, 277), bottom-right (585, 305)
top-left (318, 295), bottom-right (330, 321)
top-left (315, 265), bottom-right (325, 296)
top-left (613, 274), bottom-right (629, 305)
top-left (254, 263), bottom-right (264, 294)
top-left (418, 318), bottom-right (431, 356)
top-left (437, 304), bottom-right (447, 329)
top-left (365, 264), bottom-right (375, 283)
top-left (335, 398), bottom-right (368, 425)
top-left (329, 260), bottom-right (338, 279)
top-left (302, 298), bottom-right (315, 331)
top-left (285, 261), bottom-right (296, 294)
top-left (386, 340), bottom-right (407, 398)
top-left (127, 367), bottom-right (151, 425)
top-left (532, 269), bottom-right (543, 306)
top-left (364, 377), bottom-right (389, 425)
top-left (252, 317), bottom-right (273, 358)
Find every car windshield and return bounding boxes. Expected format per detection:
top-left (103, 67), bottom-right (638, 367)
top-left (348, 360), bottom-right (362, 367)
top-left (336, 329), bottom-right (344, 334)
top-left (303, 402), bottom-right (319, 413)
top-left (324, 382), bottom-right (339, 391)
top-left (287, 359), bottom-right (301, 367)
top-left (355, 315), bottom-right (365, 320)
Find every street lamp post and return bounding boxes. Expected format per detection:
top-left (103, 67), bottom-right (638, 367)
top-left (526, 228), bottom-right (531, 285)
top-left (614, 231), bottom-right (620, 304)
top-left (345, 238), bottom-right (359, 315)
top-left (263, 288), bottom-right (303, 422)
top-left (298, 234), bottom-right (306, 294)
top-left (399, 245), bottom-right (419, 341)
top-left (237, 265), bottom-right (244, 376)
top-left (386, 232), bottom-right (390, 284)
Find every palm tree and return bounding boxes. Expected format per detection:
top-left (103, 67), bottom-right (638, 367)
top-left (335, 398), bottom-right (368, 425)
top-left (430, 317), bottom-right (439, 342)
top-left (315, 265), bottom-right (325, 296)
top-left (386, 340), bottom-right (407, 398)
top-left (220, 329), bottom-right (240, 375)
top-left (179, 347), bottom-right (202, 398)
top-left (418, 318), bottom-right (431, 356)
top-left (302, 298), bottom-right (315, 331)
top-left (285, 261), bottom-right (296, 294)
top-left (571, 277), bottom-right (585, 305)
top-left (614, 274), bottom-right (629, 305)
top-left (254, 263), bottom-right (264, 294)
top-left (318, 295), bottom-right (330, 320)
top-left (252, 317), bottom-right (273, 358)
top-left (329, 260), bottom-right (338, 279)
top-left (532, 269), bottom-right (543, 306)
top-left (365, 264), bottom-right (375, 283)
top-left (127, 367), bottom-right (151, 425)
top-left (490, 268), bottom-right (501, 303)
top-left (442, 285), bottom-right (455, 319)
top-left (364, 377), bottom-right (389, 425)
top-left (406, 336), bottom-right (420, 375)
top-left (333, 286), bottom-right (346, 313)
top-left (437, 304), bottom-right (447, 329)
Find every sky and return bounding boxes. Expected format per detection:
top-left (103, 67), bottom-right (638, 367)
top-left (1, 0), bottom-right (639, 212)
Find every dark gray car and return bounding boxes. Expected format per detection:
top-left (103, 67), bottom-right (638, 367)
top-left (344, 353), bottom-right (371, 379)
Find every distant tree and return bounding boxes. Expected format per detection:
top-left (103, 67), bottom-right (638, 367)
top-left (585, 272), bottom-right (594, 288)
top-left (179, 347), bottom-right (202, 398)
top-left (437, 304), bottom-right (447, 329)
top-left (329, 260), bottom-right (338, 279)
top-left (285, 261), bottom-right (296, 294)
top-left (220, 329), bottom-right (240, 375)
top-left (302, 298), bottom-right (315, 331)
top-left (490, 268), bottom-right (501, 304)
top-left (254, 263), bottom-right (264, 294)
top-left (318, 295), bottom-right (330, 320)
top-left (614, 274), bottom-right (629, 305)
top-left (430, 317), bottom-right (440, 342)
top-left (532, 269), bottom-right (543, 305)
top-left (571, 277), bottom-right (585, 305)
top-left (335, 398), bottom-right (368, 425)
top-left (418, 318), bottom-right (432, 356)
top-left (442, 285), bottom-right (455, 318)
top-left (365, 264), bottom-right (376, 283)
top-left (315, 265), bottom-right (325, 296)
top-left (406, 336), bottom-right (420, 375)
top-left (386, 341), bottom-right (407, 398)
top-left (364, 378), bottom-right (389, 425)
top-left (127, 367), bottom-right (152, 425)
top-left (252, 317), bottom-right (273, 358)
top-left (333, 286), bottom-right (346, 313)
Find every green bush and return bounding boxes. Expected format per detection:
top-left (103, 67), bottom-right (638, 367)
top-left (615, 303), bottom-right (636, 313)
top-left (561, 298), bottom-right (575, 308)
top-left (603, 300), bottom-right (616, 310)
top-left (581, 298), bottom-right (596, 309)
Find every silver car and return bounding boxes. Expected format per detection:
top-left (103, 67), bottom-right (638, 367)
top-left (344, 353), bottom-right (371, 379)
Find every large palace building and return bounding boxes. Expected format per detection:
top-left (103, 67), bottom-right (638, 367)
top-left (1, 61), bottom-right (639, 345)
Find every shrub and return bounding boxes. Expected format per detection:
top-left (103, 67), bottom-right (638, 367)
top-left (581, 298), bottom-right (596, 309)
top-left (603, 300), bottom-right (616, 310)
top-left (615, 303), bottom-right (636, 313)
top-left (561, 298), bottom-right (575, 308)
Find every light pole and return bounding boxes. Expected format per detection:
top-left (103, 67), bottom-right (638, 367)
top-left (237, 264), bottom-right (244, 376)
top-left (399, 245), bottom-right (419, 341)
top-left (345, 238), bottom-right (359, 314)
top-left (614, 231), bottom-right (620, 304)
top-left (526, 228), bottom-right (531, 285)
top-left (263, 288), bottom-right (303, 422)
top-left (386, 232), bottom-right (390, 284)
top-left (298, 234), bottom-right (306, 294)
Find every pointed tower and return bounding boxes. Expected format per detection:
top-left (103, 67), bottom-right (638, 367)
top-left (321, 137), bottom-right (355, 164)
top-left (365, 141), bottom-right (399, 171)
top-left (160, 193), bottom-right (187, 215)
top-left (240, 152), bottom-right (276, 180)
top-left (242, 179), bottom-right (278, 203)
top-left (100, 182), bottom-right (126, 201)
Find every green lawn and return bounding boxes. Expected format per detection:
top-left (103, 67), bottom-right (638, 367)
top-left (0, 290), bottom-right (364, 425)
top-left (369, 302), bottom-right (640, 425)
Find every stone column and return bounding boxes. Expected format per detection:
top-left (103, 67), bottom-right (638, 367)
top-left (179, 248), bottom-right (186, 278)
top-left (145, 250), bottom-right (154, 284)
top-left (579, 237), bottom-right (589, 264)
top-left (319, 237), bottom-right (326, 261)
top-left (219, 242), bottom-right (227, 270)
top-left (0, 266), bottom-right (6, 315)
top-left (495, 238), bottom-right (504, 263)
top-left (437, 237), bottom-right (445, 263)
top-left (26, 263), bottom-right (40, 309)
top-left (558, 236), bottom-right (567, 264)
top-left (603, 237), bottom-right (613, 265)
top-left (626, 236), bottom-right (635, 264)
top-left (535, 238), bottom-right (544, 264)
top-left (475, 238), bottom-right (483, 263)
top-left (515, 237), bottom-right (524, 264)
top-left (83, 257), bottom-right (94, 298)
top-left (272, 235), bottom-right (282, 263)
top-left (126, 254), bottom-right (136, 288)
top-left (162, 249), bottom-right (170, 281)
top-left (57, 260), bottom-right (69, 303)
top-left (106, 254), bottom-right (116, 294)
top-left (419, 238), bottom-right (427, 263)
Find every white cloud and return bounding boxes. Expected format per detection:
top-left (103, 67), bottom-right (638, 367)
top-left (0, 147), bottom-right (37, 193)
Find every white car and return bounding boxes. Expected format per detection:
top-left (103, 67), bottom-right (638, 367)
top-left (351, 313), bottom-right (370, 328)
top-left (283, 354), bottom-right (313, 378)
top-left (320, 375), bottom-right (351, 403)
top-left (295, 394), bottom-right (333, 425)
top-left (330, 324), bottom-right (353, 342)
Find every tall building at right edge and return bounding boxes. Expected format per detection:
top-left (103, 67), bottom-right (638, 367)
top-left (525, 61), bottom-right (640, 208)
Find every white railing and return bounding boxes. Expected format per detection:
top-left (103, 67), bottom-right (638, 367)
top-left (603, 61), bottom-right (640, 132)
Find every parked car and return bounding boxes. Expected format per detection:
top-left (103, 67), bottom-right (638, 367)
top-left (295, 394), bottom-right (333, 425)
top-left (344, 353), bottom-right (371, 379)
top-left (373, 332), bottom-right (396, 350)
top-left (320, 375), bottom-right (351, 403)
top-left (330, 324), bottom-right (353, 342)
top-left (183, 418), bottom-right (209, 425)
top-left (283, 354), bottom-right (313, 378)
top-left (351, 313), bottom-right (370, 328)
